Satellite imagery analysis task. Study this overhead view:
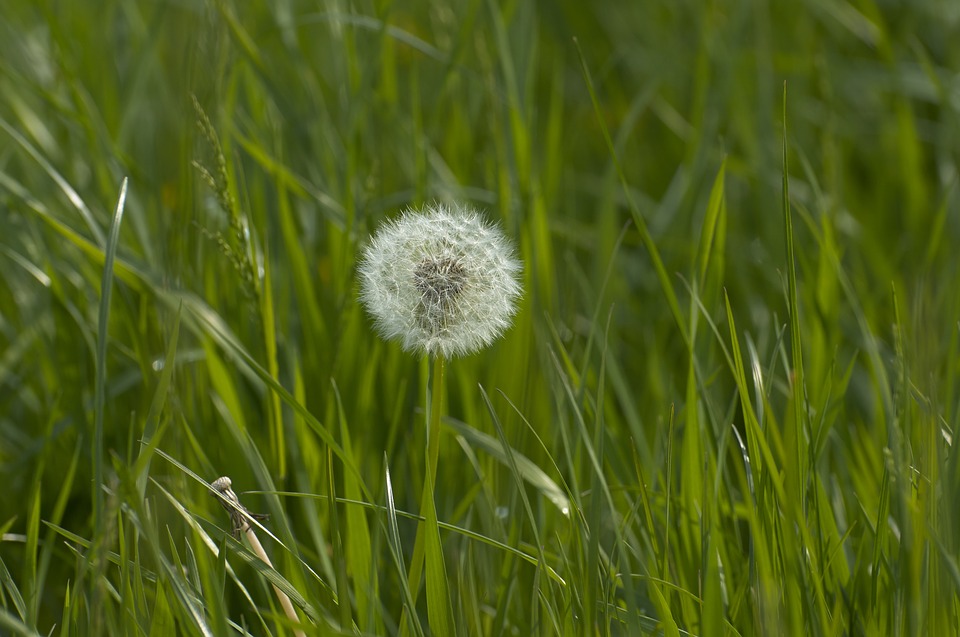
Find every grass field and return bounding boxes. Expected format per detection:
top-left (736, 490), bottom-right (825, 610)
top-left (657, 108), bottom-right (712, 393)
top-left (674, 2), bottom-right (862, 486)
top-left (2, 0), bottom-right (960, 635)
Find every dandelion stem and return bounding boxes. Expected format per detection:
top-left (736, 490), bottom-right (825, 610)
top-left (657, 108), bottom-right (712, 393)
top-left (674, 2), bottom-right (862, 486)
top-left (426, 355), bottom-right (445, 498)
top-left (402, 356), bottom-right (453, 636)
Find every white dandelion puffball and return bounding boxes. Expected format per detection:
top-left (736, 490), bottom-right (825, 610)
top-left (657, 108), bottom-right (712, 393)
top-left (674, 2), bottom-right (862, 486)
top-left (359, 203), bottom-right (523, 358)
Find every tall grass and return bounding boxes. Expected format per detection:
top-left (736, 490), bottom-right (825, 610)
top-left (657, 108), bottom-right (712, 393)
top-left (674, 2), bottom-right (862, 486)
top-left (1, 0), bottom-right (959, 635)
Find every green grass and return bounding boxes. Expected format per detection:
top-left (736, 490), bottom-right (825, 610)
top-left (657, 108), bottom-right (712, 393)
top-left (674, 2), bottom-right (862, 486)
top-left (1, 0), bottom-right (959, 635)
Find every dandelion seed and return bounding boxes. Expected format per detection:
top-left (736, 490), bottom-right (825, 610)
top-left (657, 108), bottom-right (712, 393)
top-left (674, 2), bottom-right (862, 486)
top-left (358, 203), bottom-right (522, 358)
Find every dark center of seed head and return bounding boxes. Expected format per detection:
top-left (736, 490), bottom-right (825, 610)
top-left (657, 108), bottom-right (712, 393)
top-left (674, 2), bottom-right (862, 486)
top-left (414, 257), bottom-right (467, 307)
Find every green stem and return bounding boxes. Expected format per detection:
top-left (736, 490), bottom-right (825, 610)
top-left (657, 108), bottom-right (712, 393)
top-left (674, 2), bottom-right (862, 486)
top-left (401, 355), bottom-right (453, 636)
top-left (426, 355), bottom-right (445, 498)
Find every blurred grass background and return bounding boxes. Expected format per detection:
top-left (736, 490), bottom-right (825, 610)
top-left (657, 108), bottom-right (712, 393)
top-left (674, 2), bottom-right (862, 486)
top-left (2, 0), bottom-right (960, 635)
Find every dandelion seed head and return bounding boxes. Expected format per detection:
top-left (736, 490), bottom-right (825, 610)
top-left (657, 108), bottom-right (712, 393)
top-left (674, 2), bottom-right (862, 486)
top-left (358, 203), bottom-right (522, 358)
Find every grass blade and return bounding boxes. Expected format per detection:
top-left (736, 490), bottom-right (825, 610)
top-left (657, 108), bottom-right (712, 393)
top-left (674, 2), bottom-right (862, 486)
top-left (93, 177), bottom-right (128, 529)
top-left (384, 460), bottom-right (426, 637)
top-left (443, 416), bottom-right (570, 515)
top-left (0, 116), bottom-right (105, 247)
top-left (332, 380), bottom-right (375, 631)
top-left (781, 83), bottom-right (808, 509)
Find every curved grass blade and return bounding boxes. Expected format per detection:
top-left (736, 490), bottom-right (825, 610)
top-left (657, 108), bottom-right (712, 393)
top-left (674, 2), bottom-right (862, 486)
top-left (443, 416), bottom-right (570, 515)
top-left (0, 555), bottom-right (26, 623)
top-left (0, 609), bottom-right (42, 637)
top-left (0, 115), bottom-right (106, 246)
top-left (250, 491), bottom-right (566, 586)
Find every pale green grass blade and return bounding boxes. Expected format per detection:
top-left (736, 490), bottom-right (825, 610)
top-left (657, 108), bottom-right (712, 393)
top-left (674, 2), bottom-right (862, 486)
top-left (93, 177), bottom-right (128, 528)
top-left (697, 159), bottom-right (727, 286)
top-left (383, 460), bottom-right (426, 637)
top-left (0, 555), bottom-right (27, 623)
top-left (147, 585), bottom-right (175, 636)
top-left (0, 609), bottom-right (42, 637)
top-left (443, 416), bottom-right (570, 515)
top-left (648, 584), bottom-right (681, 637)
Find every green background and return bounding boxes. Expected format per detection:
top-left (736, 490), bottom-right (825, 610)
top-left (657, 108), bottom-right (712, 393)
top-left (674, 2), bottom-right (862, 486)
top-left (1, 0), bottom-right (959, 635)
